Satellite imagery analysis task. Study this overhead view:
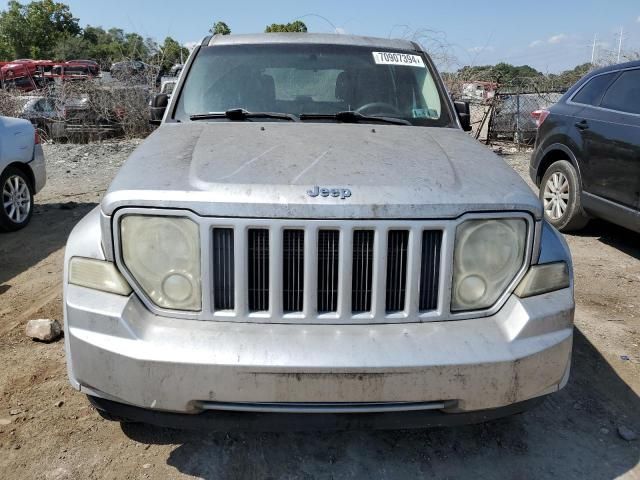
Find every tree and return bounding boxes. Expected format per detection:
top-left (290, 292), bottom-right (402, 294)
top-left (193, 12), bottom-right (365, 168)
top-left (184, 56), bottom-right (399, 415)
top-left (0, 0), bottom-right (80, 59)
top-left (0, 38), bottom-right (13, 59)
top-left (154, 36), bottom-right (190, 71)
top-left (265, 20), bottom-right (307, 33)
top-left (456, 63), bottom-right (542, 84)
top-left (557, 63), bottom-right (592, 87)
top-left (53, 34), bottom-right (90, 59)
top-left (210, 21), bottom-right (231, 35)
top-left (0, 1), bottom-right (31, 59)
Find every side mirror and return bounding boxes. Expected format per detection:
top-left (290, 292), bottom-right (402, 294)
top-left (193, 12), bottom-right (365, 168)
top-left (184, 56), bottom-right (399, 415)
top-left (454, 101), bottom-right (472, 132)
top-left (149, 93), bottom-right (169, 125)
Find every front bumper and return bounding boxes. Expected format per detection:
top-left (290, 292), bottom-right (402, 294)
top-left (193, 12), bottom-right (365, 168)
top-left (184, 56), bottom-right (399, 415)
top-left (29, 144), bottom-right (46, 194)
top-left (65, 284), bottom-right (573, 415)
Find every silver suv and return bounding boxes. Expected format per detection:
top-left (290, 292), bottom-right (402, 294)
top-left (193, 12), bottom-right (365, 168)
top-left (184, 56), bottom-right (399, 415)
top-left (64, 34), bottom-right (574, 430)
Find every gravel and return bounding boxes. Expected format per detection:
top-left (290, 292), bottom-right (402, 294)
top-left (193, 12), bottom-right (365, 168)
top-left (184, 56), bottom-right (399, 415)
top-left (39, 139), bottom-right (142, 204)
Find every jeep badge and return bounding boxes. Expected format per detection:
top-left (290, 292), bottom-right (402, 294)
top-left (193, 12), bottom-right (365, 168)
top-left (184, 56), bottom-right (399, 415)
top-left (307, 185), bottom-right (352, 200)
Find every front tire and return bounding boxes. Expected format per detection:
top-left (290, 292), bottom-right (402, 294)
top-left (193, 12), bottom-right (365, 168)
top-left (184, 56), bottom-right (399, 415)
top-left (540, 160), bottom-right (589, 231)
top-left (0, 166), bottom-right (34, 232)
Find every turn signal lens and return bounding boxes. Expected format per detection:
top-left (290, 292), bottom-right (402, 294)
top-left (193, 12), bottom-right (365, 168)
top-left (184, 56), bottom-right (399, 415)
top-left (514, 262), bottom-right (570, 298)
top-left (68, 257), bottom-right (132, 296)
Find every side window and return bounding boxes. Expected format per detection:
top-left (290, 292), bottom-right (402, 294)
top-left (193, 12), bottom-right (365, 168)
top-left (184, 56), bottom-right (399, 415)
top-left (572, 72), bottom-right (617, 106)
top-left (600, 69), bottom-right (640, 115)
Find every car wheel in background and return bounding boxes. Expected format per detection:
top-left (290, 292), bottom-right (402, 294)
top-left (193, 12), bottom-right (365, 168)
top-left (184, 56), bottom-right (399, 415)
top-left (540, 160), bottom-right (590, 232)
top-left (0, 166), bottom-right (34, 232)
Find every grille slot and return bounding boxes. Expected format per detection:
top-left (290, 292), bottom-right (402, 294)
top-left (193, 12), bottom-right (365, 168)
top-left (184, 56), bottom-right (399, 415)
top-left (282, 229), bottom-right (304, 313)
top-left (419, 230), bottom-right (442, 311)
top-left (212, 228), bottom-right (234, 310)
top-left (317, 230), bottom-right (339, 313)
top-left (351, 230), bottom-right (374, 313)
top-left (248, 229), bottom-right (269, 312)
top-left (385, 230), bottom-right (409, 313)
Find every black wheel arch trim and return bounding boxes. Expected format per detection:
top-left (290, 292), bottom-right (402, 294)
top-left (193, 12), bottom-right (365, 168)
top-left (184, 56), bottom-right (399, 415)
top-left (536, 143), bottom-right (582, 188)
top-left (3, 162), bottom-right (36, 192)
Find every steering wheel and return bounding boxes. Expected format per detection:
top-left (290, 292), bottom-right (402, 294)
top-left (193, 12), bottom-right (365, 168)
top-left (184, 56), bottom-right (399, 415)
top-left (355, 102), bottom-right (402, 116)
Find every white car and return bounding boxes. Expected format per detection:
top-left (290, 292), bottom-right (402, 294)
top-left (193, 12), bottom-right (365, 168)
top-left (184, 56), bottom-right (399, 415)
top-left (0, 116), bottom-right (46, 231)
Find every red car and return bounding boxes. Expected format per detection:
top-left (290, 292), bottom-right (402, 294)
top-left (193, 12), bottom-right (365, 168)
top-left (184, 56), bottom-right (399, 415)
top-left (67, 59), bottom-right (100, 76)
top-left (0, 60), bottom-right (55, 91)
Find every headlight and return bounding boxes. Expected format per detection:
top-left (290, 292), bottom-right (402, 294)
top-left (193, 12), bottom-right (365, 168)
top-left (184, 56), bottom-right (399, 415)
top-left (452, 218), bottom-right (527, 311)
top-left (120, 215), bottom-right (201, 311)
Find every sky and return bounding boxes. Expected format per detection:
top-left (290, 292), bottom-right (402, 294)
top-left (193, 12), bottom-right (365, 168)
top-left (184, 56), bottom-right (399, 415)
top-left (2, 0), bottom-right (640, 72)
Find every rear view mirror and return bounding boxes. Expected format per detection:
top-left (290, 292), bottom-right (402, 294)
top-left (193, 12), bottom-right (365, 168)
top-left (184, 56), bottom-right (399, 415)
top-left (454, 101), bottom-right (472, 132)
top-left (149, 93), bottom-right (169, 125)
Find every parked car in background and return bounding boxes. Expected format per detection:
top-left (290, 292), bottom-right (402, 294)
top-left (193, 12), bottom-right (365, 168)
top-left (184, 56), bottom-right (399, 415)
top-left (65, 33), bottom-right (574, 430)
top-left (492, 92), bottom-right (563, 143)
top-left (0, 116), bottom-right (46, 231)
top-left (169, 63), bottom-right (184, 77)
top-left (0, 59), bottom-right (55, 92)
top-left (50, 61), bottom-right (99, 81)
top-left (530, 61), bottom-right (640, 232)
top-left (110, 60), bottom-right (155, 83)
top-left (68, 59), bottom-right (101, 76)
top-left (14, 96), bottom-right (58, 141)
top-left (160, 77), bottom-right (177, 96)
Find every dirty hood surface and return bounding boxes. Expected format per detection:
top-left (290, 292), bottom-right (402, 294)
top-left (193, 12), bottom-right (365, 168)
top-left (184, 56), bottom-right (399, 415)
top-left (103, 122), bottom-right (541, 219)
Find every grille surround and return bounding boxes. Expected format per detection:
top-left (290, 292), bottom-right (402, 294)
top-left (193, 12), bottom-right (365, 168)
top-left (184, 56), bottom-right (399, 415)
top-left (112, 209), bottom-right (535, 325)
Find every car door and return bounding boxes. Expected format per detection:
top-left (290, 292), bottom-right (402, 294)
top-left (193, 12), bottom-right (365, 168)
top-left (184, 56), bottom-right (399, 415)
top-left (577, 68), bottom-right (640, 210)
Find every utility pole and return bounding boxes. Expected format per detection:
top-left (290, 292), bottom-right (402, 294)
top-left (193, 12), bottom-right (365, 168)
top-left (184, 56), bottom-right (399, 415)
top-left (591, 34), bottom-right (597, 65)
top-left (617, 27), bottom-right (624, 63)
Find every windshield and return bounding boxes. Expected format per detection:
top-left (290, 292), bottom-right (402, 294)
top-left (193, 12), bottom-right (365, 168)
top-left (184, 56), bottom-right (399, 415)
top-left (174, 44), bottom-right (452, 127)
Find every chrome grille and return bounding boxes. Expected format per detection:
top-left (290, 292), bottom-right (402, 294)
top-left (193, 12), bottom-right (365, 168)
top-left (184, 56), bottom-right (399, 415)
top-left (419, 231), bottom-right (442, 312)
top-left (282, 229), bottom-right (304, 313)
top-left (385, 230), bottom-right (409, 313)
top-left (212, 228), bottom-right (234, 310)
top-left (248, 229), bottom-right (269, 312)
top-left (351, 230), bottom-right (375, 313)
top-left (317, 230), bottom-right (339, 313)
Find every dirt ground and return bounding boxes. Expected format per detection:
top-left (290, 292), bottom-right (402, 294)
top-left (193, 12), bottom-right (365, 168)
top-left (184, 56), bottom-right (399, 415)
top-left (0, 141), bottom-right (638, 480)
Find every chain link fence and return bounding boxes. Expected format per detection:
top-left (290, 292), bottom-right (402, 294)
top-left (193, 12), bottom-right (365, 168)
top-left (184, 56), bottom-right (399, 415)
top-left (447, 76), bottom-right (568, 148)
top-left (488, 90), bottom-right (563, 146)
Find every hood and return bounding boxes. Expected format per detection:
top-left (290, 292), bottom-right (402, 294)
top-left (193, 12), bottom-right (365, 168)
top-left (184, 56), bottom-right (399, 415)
top-left (103, 122), bottom-right (541, 220)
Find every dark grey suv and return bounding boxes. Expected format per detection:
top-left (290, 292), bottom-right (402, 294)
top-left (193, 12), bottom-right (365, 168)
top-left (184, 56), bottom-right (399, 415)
top-left (530, 61), bottom-right (640, 232)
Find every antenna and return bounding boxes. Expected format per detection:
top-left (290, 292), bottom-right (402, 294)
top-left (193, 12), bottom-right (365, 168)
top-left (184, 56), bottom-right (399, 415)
top-left (590, 34), bottom-right (597, 65)
top-left (295, 13), bottom-right (339, 33)
top-left (617, 27), bottom-right (624, 63)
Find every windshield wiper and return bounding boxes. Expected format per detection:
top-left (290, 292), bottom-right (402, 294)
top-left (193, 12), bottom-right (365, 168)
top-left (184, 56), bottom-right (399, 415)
top-left (190, 108), bottom-right (299, 122)
top-left (299, 111), bottom-right (411, 126)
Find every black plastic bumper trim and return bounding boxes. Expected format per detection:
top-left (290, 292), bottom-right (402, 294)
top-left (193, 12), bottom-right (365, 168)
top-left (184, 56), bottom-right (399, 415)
top-left (88, 395), bottom-right (545, 432)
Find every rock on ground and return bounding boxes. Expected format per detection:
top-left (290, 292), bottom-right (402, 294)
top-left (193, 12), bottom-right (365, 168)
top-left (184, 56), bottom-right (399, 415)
top-left (25, 319), bottom-right (62, 342)
top-left (618, 425), bottom-right (638, 441)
